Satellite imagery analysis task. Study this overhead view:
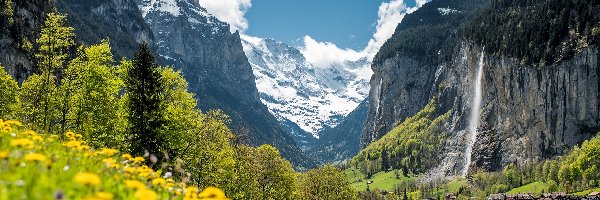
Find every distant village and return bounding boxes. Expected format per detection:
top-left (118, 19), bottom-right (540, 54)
top-left (482, 192), bottom-right (600, 200)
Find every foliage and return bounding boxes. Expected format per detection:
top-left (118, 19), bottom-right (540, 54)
top-left (351, 98), bottom-right (450, 176)
top-left (0, 64), bottom-right (19, 118)
top-left (125, 42), bottom-right (165, 159)
top-left (231, 145), bottom-right (298, 200)
top-left (299, 165), bottom-right (357, 200)
top-left (62, 40), bottom-right (126, 148)
top-left (3, 10), bottom-right (360, 200)
top-left (0, 119), bottom-right (231, 200)
top-left (465, 0), bottom-right (600, 66)
top-left (345, 167), bottom-right (414, 192)
top-left (374, 0), bottom-right (487, 65)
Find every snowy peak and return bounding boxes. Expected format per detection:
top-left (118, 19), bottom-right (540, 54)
top-left (241, 35), bottom-right (371, 137)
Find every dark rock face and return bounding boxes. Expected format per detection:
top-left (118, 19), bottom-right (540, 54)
top-left (0, 0), bottom-right (52, 83)
top-left (54, 0), bottom-right (156, 60)
top-left (138, 0), bottom-right (314, 169)
top-left (360, 56), bottom-right (437, 148)
top-left (461, 44), bottom-right (599, 172)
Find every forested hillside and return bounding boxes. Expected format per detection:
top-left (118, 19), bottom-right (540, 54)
top-left (0, 11), bottom-right (356, 199)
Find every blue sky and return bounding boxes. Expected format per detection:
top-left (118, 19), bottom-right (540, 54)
top-left (244, 0), bottom-right (418, 50)
top-left (199, 0), bottom-right (425, 67)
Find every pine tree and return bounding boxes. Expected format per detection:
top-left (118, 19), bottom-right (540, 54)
top-left (126, 42), bottom-right (164, 159)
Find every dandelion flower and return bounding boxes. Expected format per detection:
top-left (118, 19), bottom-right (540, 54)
top-left (65, 131), bottom-right (75, 138)
top-left (11, 138), bottom-right (34, 148)
top-left (95, 192), bottom-right (113, 200)
top-left (77, 145), bottom-right (90, 151)
top-left (151, 178), bottom-right (166, 186)
top-left (75, 133), bottom-right (83, 139)
top-left (199, 187), bottom-right (229, 200)
top-left (5, 120), bottom-right (22, 126)
top-left (24, 153), bottom-right (48, 163)
top-left (133, 157), bottom-right (145, 163)
top-left (124, 180), bottom-right (146, 190)
top-left (74, 172), bottom-right (101, 186)
top-left (134, 189), bottom-right (157, 200)
top-left (22, 130), bottom-right (37, 136)
top-left (64, 140), bottom-right (82, 148)
top-left (0, 151), bottom-right (9, 159)
top-left (32, 135), bottom-right (43, 142)
top-left (121, 153), bottom-right (133, 160)
top-left (98, 148), bottom-right (118, 156)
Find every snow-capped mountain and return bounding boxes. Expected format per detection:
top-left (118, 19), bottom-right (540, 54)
top-left (241, 35), bottom-right (372, 138)
top-left (136, 0), bottom-right (316, 168)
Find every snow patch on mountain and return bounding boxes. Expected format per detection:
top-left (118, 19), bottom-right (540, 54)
top-left (241, 35), bottom-right (371, 137)
top-left (139, 0), bottom-right (181, 17)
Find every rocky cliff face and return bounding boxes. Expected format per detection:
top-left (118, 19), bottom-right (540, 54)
top-left (137, 0), bottom-right (314, 168)
top-left (55, 0), bottom-right (156, 60)
top-left (363, 6), bottom-right (598, 178)
top-left (0, 0), bottom-right (52, 83)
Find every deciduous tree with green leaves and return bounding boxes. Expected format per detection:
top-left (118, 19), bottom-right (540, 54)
top-left (0, 64), bottom-right (19, 118)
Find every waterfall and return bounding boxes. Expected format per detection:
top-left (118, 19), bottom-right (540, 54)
top-left (462, 52), bottom-right (484, 177)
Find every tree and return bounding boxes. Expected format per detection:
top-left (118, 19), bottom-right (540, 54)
top-left (299, 164), bottom-right (357, 200)
top-left (231, 145), bottom-right (298, 200)
top-left (125, 42), bottom-right (164, 158)
top-left (0, 64), bottom-right (19, 118)
top-left (64, 40), bottom-right (126, 148)
top-left (33, 12), bottom-right (74, 133)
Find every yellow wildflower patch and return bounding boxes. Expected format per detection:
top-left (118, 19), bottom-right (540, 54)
top-left (74, 172), bottom-right (102, 186)
top-left (134, 189), bottom-right (157, 200)
top-left (10, 138), bottom-right (33, 148)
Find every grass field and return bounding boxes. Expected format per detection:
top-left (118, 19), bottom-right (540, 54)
top-left (344, 168), bottom-right (414, 191)
top-left (506, 182), bottom-right (548, 195)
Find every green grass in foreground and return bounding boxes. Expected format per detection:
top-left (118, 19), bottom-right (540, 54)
top-left (507, 182), bottom-right (548, 195)
top-left (344, 168), bottom-right (414, 191)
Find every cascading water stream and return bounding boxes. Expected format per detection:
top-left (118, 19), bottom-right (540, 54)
top-left (462, 52), bottom-right (484, 177)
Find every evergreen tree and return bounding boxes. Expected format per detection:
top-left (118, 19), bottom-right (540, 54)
top-left (126, 42), bottom-right (164, 158)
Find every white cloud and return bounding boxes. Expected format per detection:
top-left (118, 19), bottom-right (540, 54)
top-left (300, 36), bottom-right (363, 68)
top-left (302, 0), bottom-right (425, 68)
top-left (198, 0), bottom-right (252, 33)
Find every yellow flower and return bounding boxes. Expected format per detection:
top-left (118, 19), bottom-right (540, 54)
top-left (123, 166), bottom-right (136, 174)
top-left (133, 156), bottom-right (145, 163)
top-left (151, 178), bottom-right (166, 186)
top-left (121, 153), bottom-right (133, 160)
top-left (97, 148), bottom-right (118, 156)
top-left (134, 189), bottom-right (157, 200)
top-left (95, 192), bottom-right (113, 200)
top-left (75, 133), bottom-right (83, 139)
top-left (82, 192), bottom-right (113, 200)
top-left (185, 186), bottom-right (199, 197)
top-left (5, 120), bottom-right (22, 127)
top-left (124, 180), bottom-right (146, 190)
top-left (65, 131), bottom-right (75, 138)
top-left (24, 153), bottom-right (48, 163)
top-left (0, 151), bottom-right (9, 159)
top-left (64, 140), bottom-right (82, 148)
top-left (2, 126), bottom-right (12, 133)
top-left (74, 172), bottom-right (102, 186)
top-left (32, 135), bottom-right (44, 142)
top-left (198, 187), bottom-right (230, 200)
top-left (22, 130), bottom-right (37, 136)
top-left (10, 138), bottom-right (34, 148)
top-left (77, 145), bottom-right (90, 151)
